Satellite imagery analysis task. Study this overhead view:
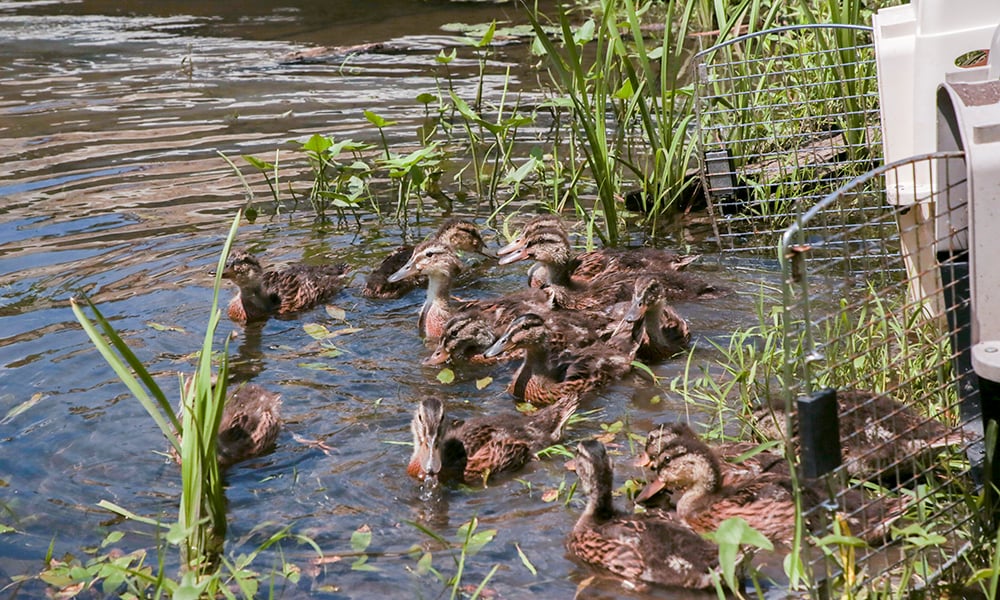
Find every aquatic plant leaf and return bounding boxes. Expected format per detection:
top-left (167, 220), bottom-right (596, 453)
top-left (351, 555), bottom-right (378, 572)
top-left (475, 377), bottom-right (492, 390)
top-left (541, 489), bottom-right (559, 503)
top-left (243, 155), bottom-right (273, 170)
top-left (303, 323), bottom-right (332, 340)
top-left (416, 552), bottom-right (433, 575)
top-left (325, 305), bottom-right (346, 320)
top-left (364, 110), bottom-right (395, 128)
top-left (350, 525), bottom-right (372, 553)
top-left (301, 133), bottom-right (333, 155)
top-left (2, 393), bottom-right (44, 425)
top-left (298, 362), bottom-right (336, 372)
top-left (437, 368), bottom-right (455, 384)
top-left (515, 544), bottom-right (537, 576)
top-left (416, 93), bottom-right (436, 105)
top-left (146, 321), bottom-right (186, 333)
top-left (703, 517), bottom-right (772, 593)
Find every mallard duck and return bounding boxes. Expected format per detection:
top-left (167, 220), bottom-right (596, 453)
top-left (630, 423), bottom-right (800, 546)
top-left (174, 381), bottom-right (282, 469)
top-left (425, 300), bottom-right (620, 367)
top-left (407, 394), bottom-right (579, 486)
top-left (636, 422), bottom-right (910, 546)
top-left (386, 240), bottom-right (548, 341)
top-left (635, 423), bottom-right (788, 501)
top-left (500, 215), bottom-right (699, 288)
top-left (220, 250), bottom-right (350, 324)
top-left (751, 389), bottom-right (968, 480)
top-left (482, 312), bottom-right (638, 406)
top-left (619, 277), bottom-right (691, 363)
top-left (566, 440), bottom-right (720, 590)
top-left (362, 219), bottom-right (487, 299)
top-left (498, 228), bottom-right (723, 312)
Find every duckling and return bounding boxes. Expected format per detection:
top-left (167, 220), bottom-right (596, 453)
top-left (500, 215), bottom-right (699, 288)
top-left (407, 394), bottom-right (579, 486)
top-left (631, 425), bottom-right (800, 546)
top-left (174, 381), bottom-right (282, 469)
top-left (387, 240), bottom-right (548, 341)
top-left (362, 219), bottom-right (487, 299)
top-left (637, 422), bottom-right (910, 546)
top-left (619, 277), bottom-right (691, 363)
top-left (499, 228), bottom-right (723, 312)
top-left (220, 250), bottom-right (350, 324)
top-left (635, 423), bottom-right (788, 501)
top-left (751, 389), bottom-right (969, 481)
top-left (566, 440), bottom-right (721, 590)
top-left (482, 313), bottom-right (638, 406)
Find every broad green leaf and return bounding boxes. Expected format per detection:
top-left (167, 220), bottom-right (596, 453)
top-left (351, 525), bottom-right (372, 552)
top-left (301, 133), bottom-right (333, 155)
top-left (242, 155), bottom-right (273, 170)
top-left (101, 531), bottom-right (125, 547)
top-left (364, 110), bottom-right (395, 128)
top-left (351, 555), bottom-right (378, 572)
top-left (298, 362), bottom-right (336, 371)
top-left (416, 92), bottom-right (436, 104)
top-left (303, 323), bottom-right (332, 340)
top-left (325, 305), bottom-right (346, 320)
top-left (475, 377), bottom-right (492, 390)
top-left (437, 368), bottom-right (455, 384)
top-left (416, 552), bottom-right (433, 575)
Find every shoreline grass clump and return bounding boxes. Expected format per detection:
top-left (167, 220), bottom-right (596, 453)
top-left (60, 211), bottom-right (317, 597)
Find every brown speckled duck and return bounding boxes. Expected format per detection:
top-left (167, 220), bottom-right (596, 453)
top-left (635, 423), bottom-right (788, 498)
top-left (482, 312), bottom-right (638, 406)
top-left (751, 389), bottom-right (968, 480)
top-left (498, 227), bottom-right (723, 312)
top-left (500, 215), bottom-right (700, 288)
top-left (175, 381), bottom-right (282, 469)
top-left (220, 250), bottom-right (349, 324)
top-left (362, 219), bottom-right (487, 299)
top-left (407, 394), bottom-right (578, 486)
top-left (566, 440), bottom-right (721, 590)
top-left (387, 240), bottom-right (548, 341)
top-left (620, 277), bottom-right (691, 363)
top-left (636, 422), bottom-right (910, 546)
top-left (632, 424), bottom-right (800, 546)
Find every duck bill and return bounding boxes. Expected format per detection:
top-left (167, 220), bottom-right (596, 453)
top-left (481, 332), bottom-right (514, 358)
top-left (497, 235), bottom-right (528, 257)
top-left (422, 347), bottom-right (451, 366)
top-left (633, 478), bottom-right (668, 504)
top-left (624, 297), bottom-right (646, 323)
top-left (387, 257), bottom-right (419, 283)
top-left (497, 245), bottom-right (532, 266)
top-left (632, 451), bottom-right (652, 468)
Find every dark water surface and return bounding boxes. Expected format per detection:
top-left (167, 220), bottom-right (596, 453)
top-left (0, 1), bottom-right (779, 597)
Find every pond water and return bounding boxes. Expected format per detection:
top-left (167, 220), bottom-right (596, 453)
top-left (0, 2), bottom-right (781, 598)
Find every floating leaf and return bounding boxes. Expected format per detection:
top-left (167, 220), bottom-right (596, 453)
top-left (416, 552), bottom-right (433, 575)
top-left (2, 393), bottom-right (44, 424)
top-left (436, 368), bottom-right (455, 384)
top-left (101, 531), bottom-right (125, 548)
top-left (0, 524), bottom-right (14, 534)
top-left (350, 555), bottom-right (378, 572)
top-left (146, 321), bottom-right (186, 333)
top-left (515, 543), bottom-right (537, 576)
top-left (318, 347), bottom-right (343, 359)
top-left (475, 376), bottom-right (492, 390)
top-left (330, 327), bottom-right (362, 337)
top-left (325, 305), bottom-right (347, 321)
top-left (541, 489), bottom-right (559, 503)
top-left (303, 323), bottom-right (332, 340)
top-left (298, 362), bottom-right (336, 371)
top-left (351, 525), bottom-right (372, 552)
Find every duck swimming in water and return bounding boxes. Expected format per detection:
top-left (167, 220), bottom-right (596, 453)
top-left (220, 250), bottom-right (349, 324)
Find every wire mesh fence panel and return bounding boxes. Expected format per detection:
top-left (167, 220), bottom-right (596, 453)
top-left (776, 152), bottom-right (984, 596)
top-left (695, 25), bottom-right (884, 256)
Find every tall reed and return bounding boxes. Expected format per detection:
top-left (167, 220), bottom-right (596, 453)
top-left (71, 211), bottom-right (241, 575)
